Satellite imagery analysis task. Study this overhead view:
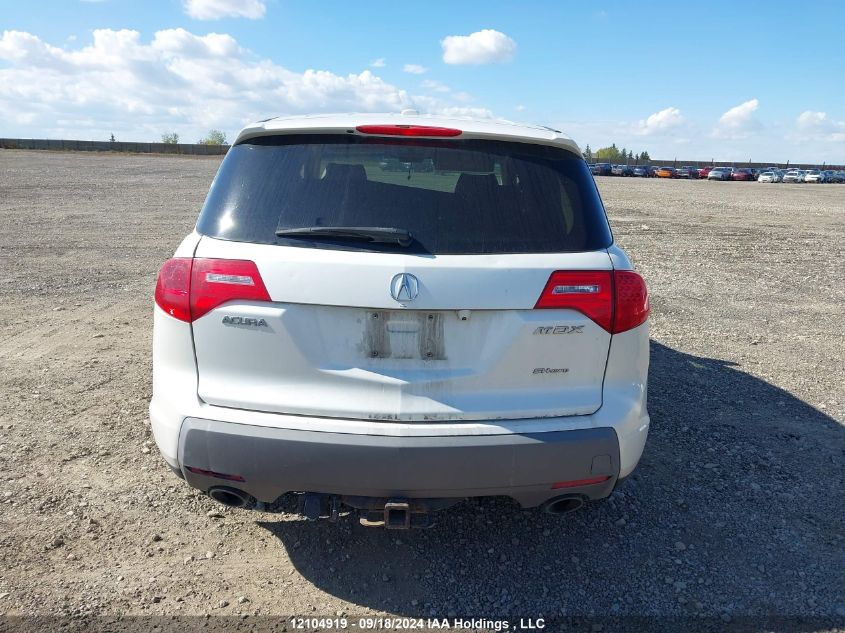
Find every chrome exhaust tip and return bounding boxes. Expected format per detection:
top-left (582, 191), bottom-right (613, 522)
top-left (540, 495), bottom-right (585, 516)
top-left (208, 486), bottom-right (254, 509)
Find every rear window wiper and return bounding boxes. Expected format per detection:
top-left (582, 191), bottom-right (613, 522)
top-left (275, 226), bottom-right (413, 247)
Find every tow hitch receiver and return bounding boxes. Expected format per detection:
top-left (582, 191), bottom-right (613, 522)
top-left (384, 500), bottom-right (411, 529)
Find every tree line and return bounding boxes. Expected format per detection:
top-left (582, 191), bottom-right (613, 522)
top-left (582, 144), bottom-right (650, 164)
top-left (160, 130), bottom-right (228, 145)
top-left (106, 130), bottom-right (229, 145)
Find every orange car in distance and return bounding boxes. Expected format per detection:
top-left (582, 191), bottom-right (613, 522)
top-left (655, 166), bottom-right (676, 178)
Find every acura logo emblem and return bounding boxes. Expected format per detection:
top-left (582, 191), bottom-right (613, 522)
top-left (390, 273), bottom-right (420, 302)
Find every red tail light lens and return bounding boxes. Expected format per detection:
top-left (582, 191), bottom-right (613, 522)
top-left (190, 258), bottom-right (271, 320)
top-left (154, 258), bottom-right (271, 322)
top-left (613, 270), bottom-right (650, 333)
top-left (551, 476), bottom-right (610, 489)
top-left (184, 466), bottom-right (246, 482)
top-left (355, 125), bottom-right (462, 137)
top-left (154, 258), bottom-right (192, 322)
top-left (535, 270), bottom-right (649, 334)
top-left (535, 271), bottom-right (614, 331)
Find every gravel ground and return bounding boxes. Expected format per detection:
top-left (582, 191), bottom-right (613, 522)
top-left (0, 150), bottom-right (843, 631)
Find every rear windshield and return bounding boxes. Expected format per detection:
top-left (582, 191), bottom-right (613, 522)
top-left (196, 135), bottom-right (611, 255)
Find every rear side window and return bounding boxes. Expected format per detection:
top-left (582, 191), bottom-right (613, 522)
top-left (196, 134), bottom-right (612, 255)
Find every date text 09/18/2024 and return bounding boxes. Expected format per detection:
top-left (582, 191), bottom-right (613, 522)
top-left (289, 616), bottom-right (547, 630)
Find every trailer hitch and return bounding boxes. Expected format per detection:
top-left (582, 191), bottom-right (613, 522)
top-left (384, 500), bottom-right (411, 529)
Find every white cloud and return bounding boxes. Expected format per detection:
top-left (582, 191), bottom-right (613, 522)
top-left (797, 110), bottom-right (829, 129)
top-left (441, 29), bottom-right (516, 65)
top-left (794, 110), bottom-right (845, 142)
top-left (403, 63), bottom-right (428, 75)
top-left (183, 0), bottom-right (266, 20)
top-left (712, 98), bottom-right (761, 139)
top-left (557, 108), bottom-right (845, 164)
top-left (634, 106), bottom-right (684, 135)
top-left (420, 79), bottom-right (450, 93)
top-left (0, 29), bottom-right (489, 142)
top-left (369, 57), bottom-right (386, 68)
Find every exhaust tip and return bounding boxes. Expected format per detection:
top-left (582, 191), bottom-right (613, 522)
top-left (541, 495), bottom-right (584, 516)
top-left (208, 486), bottom-right (254, 509)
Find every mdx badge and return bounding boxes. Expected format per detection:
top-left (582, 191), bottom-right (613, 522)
top-left (222, 316), bottom-right (268, 327)
top-left (390, 273), bottom-right (420, 302)
top-left (533, 325), bottom-right (584, 335)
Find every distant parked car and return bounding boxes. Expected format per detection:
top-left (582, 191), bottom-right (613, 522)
top-left (757, 171), bottom-right (780, 183)
top-left (822, 170), bottom-right (837, 183)
top-left (707, 167), bottom-right (732, 181)
top-left (832, 171), bottom-right (845, 183)
top-left (730, 168), bottom-right (755, 182)
top-left (591, 163), bottom-right (612, 176)
top-left (655, 166), bottom-right (676, 178)
top-left (675, 166), bottom-right (699, 179)
top-left (631, 165), bottom-right (651, 177)
top-left (782, 170), bottom-right (804, 183)
top-left (803, 169), bottom-right (825, 183)
top-left (647, 165), bottom-right (660, 177)
top-left (611, 164), bottom-right (634, 176)
top-left (697, 166), bottom-right (714, 179)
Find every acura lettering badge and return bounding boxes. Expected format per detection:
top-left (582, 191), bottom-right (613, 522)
top-left (390, 273), bottom-right (420, 302)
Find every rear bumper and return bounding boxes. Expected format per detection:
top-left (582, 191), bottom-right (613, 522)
top-left (151, 312), bottom-right (649, 509)
top-left (178, 418), bottom-right (620, 508)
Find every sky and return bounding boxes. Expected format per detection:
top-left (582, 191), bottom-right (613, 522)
top-left (1, 0), bottom-right (844, 162)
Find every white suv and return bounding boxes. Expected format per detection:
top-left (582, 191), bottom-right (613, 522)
top-left (150, 113), bottom-right (650, 528)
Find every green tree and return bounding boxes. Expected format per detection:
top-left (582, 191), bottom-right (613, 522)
top-left (595, 145), bottom-right (622, 161)
top-left (109, 133), bottom-right (116, 143)
top-left (594, 144), bottom-right (651, 163)
top-left (161, 132), bottom-right (179, 144)
top-left (582, 144), bottom-right (593, 162)
top-left (199, 129), bottom-right (228, 146)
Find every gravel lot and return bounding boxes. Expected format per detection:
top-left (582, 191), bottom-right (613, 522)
top-left (0, 150), bottom-right (843, 630)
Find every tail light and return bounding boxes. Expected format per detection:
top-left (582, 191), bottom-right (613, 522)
top-left (612, 270), bottom-right (650, 333)
top-left (536, 270), bottom-right (649, 334)
top-left (154, 258), bottom-right (191, 322)
top-left (355, 125), bottom-right (462, 137)
top-left (154, 258), bottom-right (271, 323)
top-left (190, 258), bottom-right (271, 320)
top-left (551, 476), bottom-right (611, 489)
top-left (184, 466), bottom-right (246, 482)
top-left (535, 271), bottom-right (614, 331)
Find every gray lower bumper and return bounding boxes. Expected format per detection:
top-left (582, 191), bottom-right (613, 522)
top-left (178, 418), bottom-right (620, 508)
